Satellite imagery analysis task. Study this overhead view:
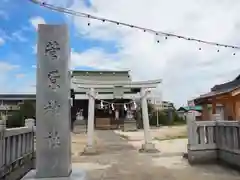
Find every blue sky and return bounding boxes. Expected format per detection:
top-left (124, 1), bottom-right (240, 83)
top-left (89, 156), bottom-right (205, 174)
top-left (1, 0), bottom-right (240, 106)
top-left (0, 0), bottom-right (120, 93)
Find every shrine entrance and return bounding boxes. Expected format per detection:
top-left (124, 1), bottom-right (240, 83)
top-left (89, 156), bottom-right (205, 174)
top-left (72, 80), bottom-right (162, 153)
top-left (94, 99), bottom-right (131, 130)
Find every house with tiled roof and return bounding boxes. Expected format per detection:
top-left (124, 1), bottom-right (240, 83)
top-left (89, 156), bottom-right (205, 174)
top-left (177, 106), bottom-right (203, 120)
top-left (194, 74), bottom-right (240, 120)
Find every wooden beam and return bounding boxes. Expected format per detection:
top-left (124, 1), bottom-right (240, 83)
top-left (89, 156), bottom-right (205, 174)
top-left (202, 104), bottom-right (210, 121)
top-left (232, 98), bottom-right (237, 120)
top-left (212, 99), bottom-right (216, 115)
top-left (224, 97), bottom-right (237, 120)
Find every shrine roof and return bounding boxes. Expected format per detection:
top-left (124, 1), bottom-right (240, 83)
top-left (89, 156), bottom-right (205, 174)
top-left (0, 94), bottom-right (36, 100)
top-left (72, 70), bottom-right (130, 76)
top-left (194, 74), bottom-right (240, 104)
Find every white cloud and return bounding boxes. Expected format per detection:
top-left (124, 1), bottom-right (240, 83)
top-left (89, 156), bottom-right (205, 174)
top-left (56, 0), bottom-right (240, 106)
top-left (71, 48), bottom-right (125, 70)
top-left (0, 10), bottom-right (8, 20)
top-left (29, 16), bottom-right (46, 30)
top-left (0, 62), bottom-right (36, 93)
top-left (0, 62), bottom-right (19, 72)
top-left (32, 65), bottom-right (37, 68)
top-left (32, 44), bottom-right (37, 54)
top-left (0, 62), bottom-right (20, 93)
top-left (0, 37), bottom-right (4, 46)
top-left (12, 31), bottom-right (27, 42)
top-left (15, 73), bottom-right (25, 79)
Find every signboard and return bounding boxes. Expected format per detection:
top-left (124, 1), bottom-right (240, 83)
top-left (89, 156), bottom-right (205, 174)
top-left (113, 86), bottom-right (124, 99)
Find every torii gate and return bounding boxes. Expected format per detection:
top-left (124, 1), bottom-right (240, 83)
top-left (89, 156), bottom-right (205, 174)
top-left (72, 79), bottom-right (162, 153)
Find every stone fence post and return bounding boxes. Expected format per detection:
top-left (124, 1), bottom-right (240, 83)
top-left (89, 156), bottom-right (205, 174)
top-left (25, 118), bottom-right (36, 131)
top-left (186, 112), bottom-right (197, 146)
top-left (0, 118), bottom-right (6, 169)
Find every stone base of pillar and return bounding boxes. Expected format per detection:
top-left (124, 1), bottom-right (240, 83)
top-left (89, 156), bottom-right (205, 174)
top-left (21, 164), bottom-right (86, 180)
top-left (82, 145), bottom-right (97, 155)
top-left (139, 143), bottom-right (159, 153)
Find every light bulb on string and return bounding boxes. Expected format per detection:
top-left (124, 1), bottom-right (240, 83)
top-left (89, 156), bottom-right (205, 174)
top-left (155, 33), bottom-right (161, 43)
top-left (215, 44), bottom-right (220, 53)
top-left (87, 15), bottom-right (91, 26)
top-left (29, 1), bottom-right (240, 52)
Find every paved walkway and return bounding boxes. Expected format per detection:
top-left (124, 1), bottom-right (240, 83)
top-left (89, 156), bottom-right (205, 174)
top-left (73, 130), bottom-right (240, 180)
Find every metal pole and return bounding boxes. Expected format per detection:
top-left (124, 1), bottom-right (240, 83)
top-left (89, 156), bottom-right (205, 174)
top-left (156, 109), bottom-right (159, 127)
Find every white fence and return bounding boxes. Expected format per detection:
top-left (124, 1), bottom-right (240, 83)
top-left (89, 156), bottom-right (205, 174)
top-left (0, 119), bottom-right (35, 180)
top-left (187, 113), bottom-right (240, 167)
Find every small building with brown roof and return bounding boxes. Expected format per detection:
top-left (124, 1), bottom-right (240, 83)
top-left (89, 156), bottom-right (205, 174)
top-left (194, 74), bottom-right (240, 121)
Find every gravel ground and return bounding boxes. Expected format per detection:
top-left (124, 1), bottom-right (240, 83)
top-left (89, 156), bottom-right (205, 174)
top-left (70, 128), bottom-right (240, 180)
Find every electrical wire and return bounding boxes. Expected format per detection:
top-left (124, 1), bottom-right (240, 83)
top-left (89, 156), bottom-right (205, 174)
top-left (29, 0), bottom-right (240, 52)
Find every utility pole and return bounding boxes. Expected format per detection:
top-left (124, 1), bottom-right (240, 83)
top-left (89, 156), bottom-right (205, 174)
top-left (155, 98), bottom-right (160, 127)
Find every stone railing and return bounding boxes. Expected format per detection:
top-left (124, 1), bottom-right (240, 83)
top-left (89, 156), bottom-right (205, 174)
top-left (187, 113), bottom-right (240, 168)
top-left (0, 118), bottom-right (35, 180)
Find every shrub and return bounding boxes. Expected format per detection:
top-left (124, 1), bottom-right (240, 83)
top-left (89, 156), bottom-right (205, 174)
top-left (6, 111), bottom-right (24, 128)
top-left (149, 110), bottom-right (169, 126)
top-left (6, 101), bottom-right (36, 128)
top-left (149, 109), bottom-right (186, 126)
top-left (172, 111), bottom-right (186, 125)
top-left (19, 101), bottom-right (35, 119)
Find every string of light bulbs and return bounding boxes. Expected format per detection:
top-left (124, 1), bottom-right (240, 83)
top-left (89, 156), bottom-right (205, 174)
top-left (29, 0), bottom-right (240, 55)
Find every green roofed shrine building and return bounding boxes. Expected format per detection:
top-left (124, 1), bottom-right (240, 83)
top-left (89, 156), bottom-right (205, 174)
top-left (0, 70), bottom-right (161, 130)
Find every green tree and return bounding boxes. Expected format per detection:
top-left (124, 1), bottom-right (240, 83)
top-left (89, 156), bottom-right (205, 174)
top-left (6, 101), bottom-right (36, 128)
top-left (150, 109), bottom-right (169, 126)
top-left (6, 111), bottom-right (24, 128)
top-left (172, 111), bottom-right (185, 125)
top-left (19, 101), bottom-right (35, 119)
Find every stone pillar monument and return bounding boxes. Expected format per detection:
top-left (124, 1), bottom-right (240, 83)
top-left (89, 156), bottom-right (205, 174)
top-left (36, 24), bottom-right (72, 178)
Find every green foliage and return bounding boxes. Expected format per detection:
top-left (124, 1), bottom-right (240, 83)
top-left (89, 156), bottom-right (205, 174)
top-left (147, 103), bottom-right (154, 115)
top-left (148, 103), bottom-right (186, 126)
top-left (19, 101), bottom-right (36, 119)
top-left (6, 101), bottom-right (36, 128)
top-left (6, 111), bottom-right (24, 128)
top-left (172, 111), bottom-right (186, 125)
top-left (149, 110), bottom-right (169, 126)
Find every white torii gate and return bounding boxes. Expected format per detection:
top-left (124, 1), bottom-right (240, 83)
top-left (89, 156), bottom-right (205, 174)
top-left (72, 79), bottom-right (162, 153)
